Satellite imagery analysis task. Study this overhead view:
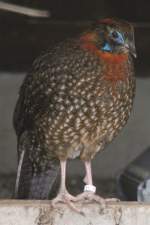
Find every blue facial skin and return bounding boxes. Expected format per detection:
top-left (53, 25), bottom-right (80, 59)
top-left (113, 31), bottom-right (124, 45)
top-left (102, 31), bottom-right (125, 52)
top-left (102, 42), bottom-right (112, 52)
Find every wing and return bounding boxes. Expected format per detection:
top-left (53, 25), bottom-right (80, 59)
top-left (13, 46), bottom-right (65, 198)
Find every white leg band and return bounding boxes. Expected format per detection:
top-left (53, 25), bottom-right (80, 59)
top-left (84, 184), bottom-right (96, 193)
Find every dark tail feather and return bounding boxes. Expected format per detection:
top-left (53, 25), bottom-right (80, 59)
top-left (15, 132), bottom-right (60, 199)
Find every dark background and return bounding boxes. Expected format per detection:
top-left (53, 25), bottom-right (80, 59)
top-left (0, 0), bottom-right (150, 199)
top-left (0, 0), bottom-right (150, 74)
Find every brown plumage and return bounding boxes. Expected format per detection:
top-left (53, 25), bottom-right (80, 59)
top-left (14, 18), bottom-right (136, 207)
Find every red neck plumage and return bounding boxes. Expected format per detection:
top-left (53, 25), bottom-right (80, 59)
top-left (80, 41), bottom-right (129, 83)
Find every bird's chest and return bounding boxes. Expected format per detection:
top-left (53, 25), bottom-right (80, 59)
top-left (72, 60), bottom-right (135, 155)
top-left (78, 77), bottom-right (133, 131)
top-left (96, 79), bottom-right (134, 139)
top-left (64, 76), bottom-right (135, 160)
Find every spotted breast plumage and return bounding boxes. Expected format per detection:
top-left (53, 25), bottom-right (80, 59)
top-left (14, 18), bottom-right (136, 208)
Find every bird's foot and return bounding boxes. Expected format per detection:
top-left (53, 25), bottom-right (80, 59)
top-left (51, 191), bottom-right (84, 215)
top-left (51, 191), bottom-right (76, 206)
top-left (76, 192), bottom-right (106, 208)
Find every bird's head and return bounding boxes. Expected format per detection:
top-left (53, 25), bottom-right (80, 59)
top-left (80, 18), bottom-right (136, 61)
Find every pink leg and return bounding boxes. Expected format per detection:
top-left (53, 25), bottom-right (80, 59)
top-left (76, 161), bottom-right (105, 205)
top-left (83, 161), bottom-right (93, 185)
top-left (59, 160), bottom-right (67, 192)
top-left (51, 160), bottom-right (83, 213)
top-left (52, 160), bottom-right (75, 201)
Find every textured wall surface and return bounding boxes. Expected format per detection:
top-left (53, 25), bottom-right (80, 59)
top-left (0, 200), bottom-right (150, 225)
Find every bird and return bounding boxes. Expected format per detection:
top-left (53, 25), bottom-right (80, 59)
top-left (13, 18), bottom-right (136, 209)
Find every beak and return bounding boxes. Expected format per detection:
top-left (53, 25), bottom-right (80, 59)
top-left (124, 43), bottom-right (137, 58)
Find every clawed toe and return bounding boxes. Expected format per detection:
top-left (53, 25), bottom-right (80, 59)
top-left (76, 192), bottom-right (106, 207)
top-left (51, 192), bottom-right (84, 215)
top-left (52, 192), bottom-right (76, 203)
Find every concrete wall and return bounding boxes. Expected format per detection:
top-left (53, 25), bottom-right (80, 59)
top-left (0, 200), bottom-right (150, 225)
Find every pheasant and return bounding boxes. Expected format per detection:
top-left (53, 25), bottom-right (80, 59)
top-left (14, 18), bottom-right (136, 210)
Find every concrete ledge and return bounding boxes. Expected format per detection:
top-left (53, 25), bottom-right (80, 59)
top-left (0, 200), bottom-right (150, 225)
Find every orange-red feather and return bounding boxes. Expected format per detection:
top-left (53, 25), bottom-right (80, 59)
top-left (80, 41), bottom-right (128, 83)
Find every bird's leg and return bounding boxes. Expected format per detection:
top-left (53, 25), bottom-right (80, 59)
top-left (52, 160), bottom-right (75, 203)
top-left (76, 161), bottom-right (105, 205)
top-left (84, 160), bottom-right (93, 185)
top-left (51, 160), bottom-right (83, 213)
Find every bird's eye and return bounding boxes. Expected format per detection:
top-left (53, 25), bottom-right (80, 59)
top-left (111, 31), bottom-right (119, 39)
top-left (110, 30), bottom-right (124, 44)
